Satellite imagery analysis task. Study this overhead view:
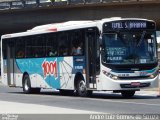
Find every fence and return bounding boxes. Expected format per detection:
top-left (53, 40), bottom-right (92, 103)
top-left (0, 0), bottom-right (159, 10)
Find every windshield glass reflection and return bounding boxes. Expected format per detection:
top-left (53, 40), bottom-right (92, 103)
top-left (102, 31), bottom-right (157, 64)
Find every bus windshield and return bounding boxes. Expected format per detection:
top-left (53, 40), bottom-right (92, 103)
top-left (102, 31), bottom-right (157, 65)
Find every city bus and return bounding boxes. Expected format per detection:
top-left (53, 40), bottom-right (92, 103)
top-left (1, 17), bottom-right (158, 97)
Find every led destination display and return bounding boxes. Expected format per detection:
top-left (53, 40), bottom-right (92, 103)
top-left (103, 20), bottom-right (155, 32)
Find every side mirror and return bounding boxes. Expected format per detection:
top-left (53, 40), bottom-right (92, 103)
top-left (99, 36), bottom-right (102, 47)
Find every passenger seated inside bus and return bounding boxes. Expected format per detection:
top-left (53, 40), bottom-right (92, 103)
top-left (35, 49), bottom-right (39, 57)
top-left (71, 42), bottom-right (83, 55)
top-left (17, 50), bottom-right (24, 58)
top-left (48, 48), bottom-right (57, 57)
top-left (59, 45), bottom-right (68, 56)
top-left (63, 47), bottom-right (68, 56)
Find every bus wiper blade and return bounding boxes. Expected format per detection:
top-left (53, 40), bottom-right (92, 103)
top-left (137, 31), bottom-right (146, 47)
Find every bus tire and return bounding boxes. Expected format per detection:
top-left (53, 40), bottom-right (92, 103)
top-left (76, 79), bottom-right (88, 97)
top-left (121, 91), bottom-right (135, 98)
top-left (23, 74), bottom-right (32, 94)
top-left (23, 74), bottom-right (41, 94)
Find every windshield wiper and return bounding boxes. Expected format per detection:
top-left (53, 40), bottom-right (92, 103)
top-left (137, 31), bottom-right (146, 47)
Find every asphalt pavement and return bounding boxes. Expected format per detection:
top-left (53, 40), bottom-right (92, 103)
top-left (0, 83), bottom-right (160, 114)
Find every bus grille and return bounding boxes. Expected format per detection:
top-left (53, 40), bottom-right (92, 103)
top-left (118, 76), bottom-right (151, 80)
top-left (120, 83), bottom-right (150, 88)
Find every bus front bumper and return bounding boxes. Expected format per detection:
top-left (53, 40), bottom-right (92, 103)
top-left (97, 74), bottom-right (159, 91)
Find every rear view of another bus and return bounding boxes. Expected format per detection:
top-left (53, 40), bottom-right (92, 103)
top-left (98, 18), bottom-right (158, 97)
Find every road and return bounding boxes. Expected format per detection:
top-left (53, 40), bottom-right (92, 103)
top-left (0, 84), bottom-right (160, 115)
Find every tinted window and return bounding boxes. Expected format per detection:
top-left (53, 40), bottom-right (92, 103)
top-left (2, 39), bottom-right (7, 59)
top-left (24, 35), bottom-right (46, 58)
top-left (16, 38), bottom-right (25, 58)
top-left (70, 30), bottom-right (85, 56)
top-left (58, 32), bottom-right (69, 56)
top-left (46, 34), bottom-right (58, 57)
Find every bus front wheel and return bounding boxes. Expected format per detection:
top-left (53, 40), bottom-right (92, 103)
top-left (121, 91), bottom-right (135, 98)
top-left (76, 80), bottom-right (88, 97)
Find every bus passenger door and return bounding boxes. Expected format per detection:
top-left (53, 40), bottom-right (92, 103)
top-left (6, 41), bottom-right (16, 86)
top-left (85, 28), bottom-right (100, 89)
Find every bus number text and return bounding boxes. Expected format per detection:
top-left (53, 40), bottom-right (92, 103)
top-left (42, 59), bottom-right (58, 79)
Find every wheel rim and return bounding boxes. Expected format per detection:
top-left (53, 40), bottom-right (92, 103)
top-left (79, 81), bottom-right (86, 94)
top-left (24, 77), bottom-right (29, 91)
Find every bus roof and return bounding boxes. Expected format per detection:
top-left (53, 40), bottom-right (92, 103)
top-left (29, 21), bottom-right (95, 31)
top-left (1, 20), bottom-right (97, 39)
top-left (1, 17), bottom-right (155, 39)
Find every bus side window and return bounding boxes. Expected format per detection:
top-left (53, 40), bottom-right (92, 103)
top-left (2, 40), bottom-right (7, 59)
top-left (71, 42), bottom-right (83, 55)
top-left (15, 38), bottom-right (25, 58)
top-left (17, 50), bottom-right (25, 58)
top-left (58, 32), bottom-right (69, 56)
top-left (59, 45), bottom-right (68, 56)
top-left (34, 35), bottom-right (46, 58)
top-left (46, 33), bottom-right (58, 57)
top-left (71, 30), bottom-right (85, 56)
top-left (48, 48), bottom-right (57, 57)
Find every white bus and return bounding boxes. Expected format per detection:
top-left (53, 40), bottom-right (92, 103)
top-left (1, 17), bottom-right (159, 97)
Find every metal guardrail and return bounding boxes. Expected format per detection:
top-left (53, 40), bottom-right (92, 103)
top-left (0, 0), bottom-right (159, 10)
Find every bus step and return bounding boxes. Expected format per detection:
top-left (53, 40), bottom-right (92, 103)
top-left (9, 84), bottom-right (16, 87)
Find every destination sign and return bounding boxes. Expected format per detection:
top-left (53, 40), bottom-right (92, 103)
top-left (112, 22), bottom-right (146, 29)
top-left (103, 20), bottom-right (155, 32)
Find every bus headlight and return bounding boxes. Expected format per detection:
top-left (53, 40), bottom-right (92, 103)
top-left (149, 75), bottom-right (154, 79)
top-left (102, 70), bottom-right (118, 80)
top-left (112, 76), bottom-right (118, 80)
top-left (149, 70), bottom-right (158, 79)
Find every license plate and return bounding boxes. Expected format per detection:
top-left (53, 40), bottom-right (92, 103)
top-left (131, 82), bottom-right (140, 86)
